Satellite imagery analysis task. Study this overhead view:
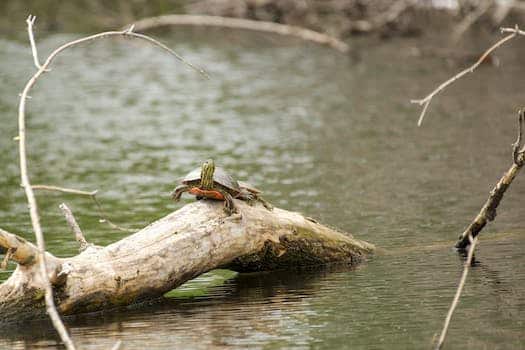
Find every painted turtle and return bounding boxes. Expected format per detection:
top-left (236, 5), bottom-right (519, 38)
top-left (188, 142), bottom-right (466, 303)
top-left (171, 159), bottom-right (273, 214)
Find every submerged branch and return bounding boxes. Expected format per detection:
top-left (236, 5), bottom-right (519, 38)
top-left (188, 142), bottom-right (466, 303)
top-left (456, 109), bottom-right (525, 249)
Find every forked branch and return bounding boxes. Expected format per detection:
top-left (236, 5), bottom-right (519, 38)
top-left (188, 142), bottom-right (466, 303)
top-left (26, 15), bottom-right (44, 70)
top-left (412, 25), bottom-right (522, 126)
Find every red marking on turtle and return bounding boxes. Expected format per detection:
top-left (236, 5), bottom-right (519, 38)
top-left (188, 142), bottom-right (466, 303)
top-left (189, 187), bottom-right (225, 200)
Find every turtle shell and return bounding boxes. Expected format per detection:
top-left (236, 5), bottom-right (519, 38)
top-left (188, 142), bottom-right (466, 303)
top-left (183, 166), bottom-right (241, 193)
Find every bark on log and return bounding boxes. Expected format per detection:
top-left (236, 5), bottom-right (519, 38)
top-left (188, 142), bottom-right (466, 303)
top-left (0, 200), bottom-right (374, 323)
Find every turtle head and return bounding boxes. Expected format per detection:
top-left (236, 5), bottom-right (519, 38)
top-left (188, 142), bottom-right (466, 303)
top-left (200, 159), bottom-right (215, 190)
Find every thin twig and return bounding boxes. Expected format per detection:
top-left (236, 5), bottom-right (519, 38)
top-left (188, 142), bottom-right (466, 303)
top-left (501, 26), bottom-right (525, 36)
top-left (18, 15), bottom-right (202, 349)
top-left (32, 184), bottom-right (98, 196)
top-left (91, 195), bottom-right (135, 232)
top-left (125, 29), bottom-right (209, 79)
top-left (129, 14), bottom-right (350, 53)
top-left (435, 235), bottom-right (478, 350)
top-left (59, 203), bottom-right (90, 252)
top-left (32, 185), bottom-right (135, 232)
top-left (26, 15), bottom-right (45, 70)
top-left (412, 25), bottom-right (521, 126)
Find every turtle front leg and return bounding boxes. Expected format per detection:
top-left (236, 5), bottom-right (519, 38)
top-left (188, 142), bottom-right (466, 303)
top-left (218, 190), bottom-right (237, 215)
top-left (171, 184), bottom-right (190, 201)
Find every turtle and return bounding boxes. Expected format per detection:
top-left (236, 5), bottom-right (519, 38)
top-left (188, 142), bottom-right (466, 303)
top-left (171, 159), bottom-right (273, 215)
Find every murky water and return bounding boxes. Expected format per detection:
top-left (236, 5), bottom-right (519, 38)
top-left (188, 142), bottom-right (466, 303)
top-left (1, 29), bottom-right (524, 349)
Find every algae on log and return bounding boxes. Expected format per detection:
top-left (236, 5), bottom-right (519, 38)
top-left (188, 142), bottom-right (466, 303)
top-left (0, 200), bottom-right (374, 322)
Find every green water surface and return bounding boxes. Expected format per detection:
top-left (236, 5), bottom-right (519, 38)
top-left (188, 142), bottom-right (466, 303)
top-left (0, 28), bottom-right (524, 349)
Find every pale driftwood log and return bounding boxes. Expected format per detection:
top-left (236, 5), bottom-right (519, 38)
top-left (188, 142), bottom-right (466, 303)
top-left (0, 200), bottom-right (374, 323)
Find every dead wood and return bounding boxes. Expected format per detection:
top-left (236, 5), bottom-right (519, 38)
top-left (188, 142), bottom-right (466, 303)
top-left (455, 109), bottom-right (525, 249)
top-left (0, 200), bottom-right (374, 323)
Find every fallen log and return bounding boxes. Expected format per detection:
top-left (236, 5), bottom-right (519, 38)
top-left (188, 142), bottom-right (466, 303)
top-left (0, 200), bottom-right (374, 323)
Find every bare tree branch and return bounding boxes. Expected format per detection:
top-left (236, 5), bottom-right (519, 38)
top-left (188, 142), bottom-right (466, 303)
top-left (17, 15), bottom-right (205, 349)
top-left (91, 195), bottom-right (135, 232)
top-left (59, 203), bottom-right (91, 252)
top-left (129, 14), bottom-right (350, 53)
top-left (26, 15), bottom-right (46, 71)
top-left (412, 25), bottom-right (521, 126)
top-left (32, 184), bottom-right (98, 196)
top-left (435, 235), bottom-right (478, 350)
top-left (501, 25), bottom-right (525, 36)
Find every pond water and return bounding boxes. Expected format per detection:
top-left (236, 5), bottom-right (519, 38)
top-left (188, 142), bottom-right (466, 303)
top-left (0, 28), bottom-right (524, 349)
